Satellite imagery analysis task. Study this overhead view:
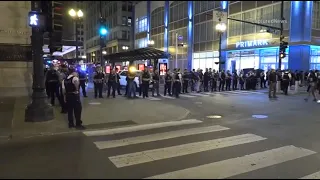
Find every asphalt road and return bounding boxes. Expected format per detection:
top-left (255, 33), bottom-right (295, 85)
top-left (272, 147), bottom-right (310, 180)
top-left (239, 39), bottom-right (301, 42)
top-left (1, 89), bottom-right (320, 179)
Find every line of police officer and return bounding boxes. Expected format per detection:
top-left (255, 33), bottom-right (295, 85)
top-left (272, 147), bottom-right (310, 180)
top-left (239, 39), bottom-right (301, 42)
top-left (45, 64), bottom-right (86, 129)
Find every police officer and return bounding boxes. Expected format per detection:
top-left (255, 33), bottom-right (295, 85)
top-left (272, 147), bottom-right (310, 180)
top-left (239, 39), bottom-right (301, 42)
top-left (59, 64), bottom-right (69, 114)
top-left (115, 68), bottom-right (122, 95)
top-left (239, 70), bottom-right (245, 90)
top-left (173, 68), bottom-right (182, 98)
top-left (152, 69), bottom-right (160, 97)
top-left (281, 70), bottom-right (291, 95)
top-left (62, 68), bottom-right (85, 129)
top-left (77, 67), bottom-right (88, 97)
top-left (232, 70), bottom-right (238, 90)
top-left (211, 69), bottom-right (218, 92)
top-left (93, 66), bottom-right (105, 98)
top-left (164, 69), bottom-right (172, 96)
top-left (182, 69), bottom-right (190, 93)
top-left (219, 70), bottom-right (226, 91)
top-left (203, 68), bottom-right (210, 92)
top-left (171, 68), bottom-right (177, 95)
top-left (260, 70), bottom-right (266, 89)
top-left (46, 64), bottom-right (62, 106)
top-left (268, 68), bottom-right (277, 98)
top-left (141, 68), bottom-right (151, 98)
top-left (305, 70), bottom-right (317, 102)
top-left (107, 69), bottom-right (117, 98)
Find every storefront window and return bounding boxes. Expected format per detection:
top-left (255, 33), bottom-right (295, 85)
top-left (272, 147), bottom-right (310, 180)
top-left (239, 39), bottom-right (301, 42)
top-left (193, 51), bottom-right (219, 71)
top-left (310, 47), bottom-right (320, 69)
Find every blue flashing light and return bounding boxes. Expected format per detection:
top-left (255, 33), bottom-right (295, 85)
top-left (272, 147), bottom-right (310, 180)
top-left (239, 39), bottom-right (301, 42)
top-left (99, 28), bottom-right (107, 36)
top-left (47, 60), bottom-right (52, 64)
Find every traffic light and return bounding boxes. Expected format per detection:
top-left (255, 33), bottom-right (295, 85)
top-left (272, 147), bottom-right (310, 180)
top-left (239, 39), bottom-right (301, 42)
top-left (279, 41), bottom-right (288, 59)
top-left (99, 17), bottom-right (107, 48)
top-left (41, 1), bottom-right (53, 32)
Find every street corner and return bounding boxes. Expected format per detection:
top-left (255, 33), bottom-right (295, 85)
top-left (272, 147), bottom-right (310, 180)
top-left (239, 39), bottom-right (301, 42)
top-left (80, 97), bottom-right (191, 125)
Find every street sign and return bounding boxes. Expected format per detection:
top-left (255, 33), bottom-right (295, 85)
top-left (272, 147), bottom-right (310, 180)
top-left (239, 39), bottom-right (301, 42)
top-left (28, 11), bottom-right (45, 28)
top-left (213, 10), bottom-right (227, 23)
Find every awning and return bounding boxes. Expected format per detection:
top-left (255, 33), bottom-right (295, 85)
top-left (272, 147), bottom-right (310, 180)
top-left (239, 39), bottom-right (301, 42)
top-left (104, 47), bottom-right (171, 62)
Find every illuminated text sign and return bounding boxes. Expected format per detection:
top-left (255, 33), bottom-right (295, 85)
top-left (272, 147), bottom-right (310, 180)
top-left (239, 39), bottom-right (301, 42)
top-left (236, 40), bottom-right (269, 48)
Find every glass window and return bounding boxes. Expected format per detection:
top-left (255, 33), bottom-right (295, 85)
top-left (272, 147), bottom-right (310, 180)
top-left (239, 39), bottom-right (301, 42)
top-left (193, 59), bottom-right (200, 70)
top-left (206, 52), bottom-right (214, 57)
top-left (122, 16), bottom-right (127, 25)
top-left (199, 59), bottom-right (206, 70)
top-left (213, 51), bottom-right (219, 57)
top-left (122, 31), bottom-right (127, 39)
top-left (122, 1), bottom-right (127, 11)
top-left (128, 2), bottom-right (133, 12)
top-left (193, 53), bottom-right (200, 58)
top-left (199, 52), bottom-right (206, 58)
top-left (128, 17), bottom-right (132, 26)
top-left (206, 58), bottom-right (213, 68)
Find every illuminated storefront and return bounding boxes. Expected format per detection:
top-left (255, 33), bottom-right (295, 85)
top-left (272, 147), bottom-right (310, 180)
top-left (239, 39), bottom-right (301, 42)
top-left (193, 51), bottom-right (220, 71)
top-left (310, 46), bottom-right (320, 69)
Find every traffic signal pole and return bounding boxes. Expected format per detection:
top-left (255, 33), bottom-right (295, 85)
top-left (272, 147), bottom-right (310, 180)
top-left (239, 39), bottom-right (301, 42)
top-left (99, 1), bottom-right (105, 68)
top-left (25, 1), bottom-right (54, 122)
top-left (278, 1), bottom-right (284, 70)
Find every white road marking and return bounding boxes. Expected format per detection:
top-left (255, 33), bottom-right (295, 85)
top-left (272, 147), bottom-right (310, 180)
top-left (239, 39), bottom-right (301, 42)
top-left (95, 125), bottom-right (230, 149)
top-left (146, 145), bottom-right (316, 179)
top-left (160, 95), bottom-right (176, 99)
top-left (108, 134), bottom-right (266, 168)
top-left (188, 93), bottom-right (209, 97)
top-left (83, 119), bottom-right (203, 136)
top-left (179, 94), bottom-right (196, 98)
top-left (300, 171), bottom-right (320, 179)
top-left (148, 97), bottom-right (162, 101)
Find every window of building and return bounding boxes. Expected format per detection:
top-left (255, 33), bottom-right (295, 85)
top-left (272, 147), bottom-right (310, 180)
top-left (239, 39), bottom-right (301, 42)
top-left (135, 16), bottom-right (148, 33)
top-left (122, 1), bottom-right (127, 11)
top-left (128, 17), bottom-right (132, 26)
top-left (122, 16), bottom-right (127, 25)
top-left (193, 52), bottom-right (219, 71)
top-left (135, 38), bottom-right (148, 48)
top-left (128, 2), bottom-right (133, 12)
top-left (122, 30), bottom-right (127, 39)
top-left (313, 1), bottom-right (320, 29)
top-left (113, 3), bottom-right (117, 13)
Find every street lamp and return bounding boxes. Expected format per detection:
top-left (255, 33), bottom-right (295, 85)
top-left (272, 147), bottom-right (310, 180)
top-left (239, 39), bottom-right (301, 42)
top-left (215, 22), bottom-right (226, 72)
top-left (122, 46), bottom-right (129, 50)
top-left (69, 8), bottom-right (83, 61)
top-left (102, 50), bottom-right (107, 55)
top-left (147, 40), bottom-right (155, 46)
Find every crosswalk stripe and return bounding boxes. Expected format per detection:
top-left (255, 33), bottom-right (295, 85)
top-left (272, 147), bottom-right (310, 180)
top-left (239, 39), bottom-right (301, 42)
top-left (94, 125), bottom-right (230, 149)
top-left (160, 95), bottom-right (176, 99)
top-left (83, 119), bottom-right (203, 136)
top-left (300, 171), bottom-right (320, 179)
top-left (179, 94), bottom-right (196, 98)
top-left (188, 93), bottom-right (209, 97)
top-left (108, 134), bottom-right (267, 168)
top-left (146, 145), bottom-right (316, 179)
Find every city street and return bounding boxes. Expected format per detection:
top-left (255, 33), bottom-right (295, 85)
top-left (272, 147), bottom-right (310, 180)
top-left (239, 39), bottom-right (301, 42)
top-left (1, 87), bottom-right (320, 178)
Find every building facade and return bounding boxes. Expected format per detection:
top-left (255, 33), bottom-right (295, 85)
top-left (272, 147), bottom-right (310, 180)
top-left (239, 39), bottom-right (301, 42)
top-left (84, 1), bottom-right (133, 63)
top-left (134, 1), bottom-right (320, 72)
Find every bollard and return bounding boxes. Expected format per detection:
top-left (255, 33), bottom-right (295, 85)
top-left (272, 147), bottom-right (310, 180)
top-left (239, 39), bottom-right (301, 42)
top-left (294, 81), bottom-right (299, 93)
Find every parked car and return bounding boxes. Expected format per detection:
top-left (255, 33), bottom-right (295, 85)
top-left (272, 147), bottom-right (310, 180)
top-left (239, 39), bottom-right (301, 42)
top-left (118, 70), bottom-right (153, 91)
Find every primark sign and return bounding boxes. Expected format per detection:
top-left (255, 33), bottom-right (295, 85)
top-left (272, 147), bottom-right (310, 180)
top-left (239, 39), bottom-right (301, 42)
top-left (236, 39), bottom-right (269, 48)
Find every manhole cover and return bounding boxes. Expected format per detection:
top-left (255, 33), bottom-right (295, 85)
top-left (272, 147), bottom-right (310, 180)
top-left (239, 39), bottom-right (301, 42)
top-left (252, 115), bottom-right (268, 119)
top-left (207, 115), bottom-right (222, 119)
top-left (89, 102), bottom-right (101, 105)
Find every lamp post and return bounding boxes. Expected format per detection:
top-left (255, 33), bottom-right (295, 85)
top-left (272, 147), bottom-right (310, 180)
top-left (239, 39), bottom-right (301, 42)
top-left (122, 46), bottom-right (129, 51)
top-left (215, 22), bottom-right (226, 72)
top-left (25, 1), bottom-right (54, 122)
top-left (68, 8), bottom-right (83, 61)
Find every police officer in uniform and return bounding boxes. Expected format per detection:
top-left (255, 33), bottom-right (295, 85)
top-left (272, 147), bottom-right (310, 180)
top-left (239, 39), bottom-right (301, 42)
top-left (127, 66), bottom-right (138, 99)
top-left (164, 69), bottom-right (172, 96)
top-left (115, 68), bottom-right (122, 95)
top-left (59, 64), bottom-right (69, 114)
top-left (171, 68), bottom-right (177, 95)
top-left (203, 68), bottom-right (210, 92)
top-left (93, 66), bottom-right (105, 98)
top-left (141, 68), bottom-right (151, 98)
top-left (182, 69), bottom-right (190, 93)
top-left (152, 69), bottom-right (160, 97)
top-left (282, 70), bottom-right (291, 95)
top-left (226, 70), bottom-right (232, 91)
top-left (77, 67), bottom-right (87, 97)
top-left (62, 68), bottom-right (85, 129)
top-left (219, 70), bottom-right (226, 91)
top-left (268, 68), bottom-right (277, 98)
top-left (232, 70), bottom-right (238, 90)
top-left (211, 69), bottom-right (218, 92)
top-left (239, 70), bottom-right (245, 90)
top-left (305, 70), bottom-right (317, 102)
top-left (107, 69), bottom-right (117, 98)
top-left (173, 68), bottom-right (182, 98)
top-left (46, 64), bottom-right (62, 106)
top-left (260, 70), bottom-right (266, 89)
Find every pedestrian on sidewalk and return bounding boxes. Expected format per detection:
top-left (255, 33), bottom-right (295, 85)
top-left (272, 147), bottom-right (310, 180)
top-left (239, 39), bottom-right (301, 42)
top-left (62, 68), bottom-right (85, 129)
top-left (305, 70), bottom-right (317, 102)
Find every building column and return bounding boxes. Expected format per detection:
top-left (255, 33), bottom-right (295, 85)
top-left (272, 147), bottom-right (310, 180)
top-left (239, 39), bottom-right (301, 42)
top-left (187, 1), bottom-right (193, 71)
top-left (164, 1), bottom-right (169, 53)
top-left (288, 1), bottom-right (313, 70)
top-left (132, 3), bottom-right (136, 49)
top-left (147, 1), bottom-right (151, 41)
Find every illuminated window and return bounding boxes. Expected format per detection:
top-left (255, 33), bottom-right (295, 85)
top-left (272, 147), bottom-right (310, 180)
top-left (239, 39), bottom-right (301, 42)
top-left (136, 17), bottom-right (148, 33)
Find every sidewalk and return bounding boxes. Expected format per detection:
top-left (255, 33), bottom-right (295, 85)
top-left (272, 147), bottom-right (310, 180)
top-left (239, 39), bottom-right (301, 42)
top-left (0, 95), bottom-right (189, 140)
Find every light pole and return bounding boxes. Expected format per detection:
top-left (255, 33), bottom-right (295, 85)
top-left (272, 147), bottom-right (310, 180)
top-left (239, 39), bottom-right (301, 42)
top-left (68, 8), bottom-right (83, 61)
top-left (122, 46), bottom-right (129, 51)
top-left (215, 22), bottom-right (226, 72)
top-left (25, 1), bottom-right (54, 122)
